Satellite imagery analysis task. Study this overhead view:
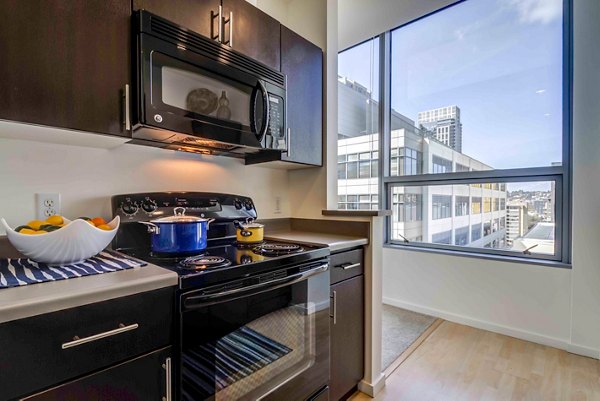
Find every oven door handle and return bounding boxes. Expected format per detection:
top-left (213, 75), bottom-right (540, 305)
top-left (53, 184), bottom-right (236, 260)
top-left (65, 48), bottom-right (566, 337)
top-left (182, 263), bottom-right (328, 310)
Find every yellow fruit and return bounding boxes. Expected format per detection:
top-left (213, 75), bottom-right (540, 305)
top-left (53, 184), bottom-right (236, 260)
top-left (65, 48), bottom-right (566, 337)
top-left (45, 215), bottom-right (64, 226)
top-left (26, 220), bottom-right (45, 230)
top-left (32, 230), bottom-right (48, 235)
top-left (96, 224), bottom-right (113, 231)
top-left (19, 228), bottom-right (37, 235)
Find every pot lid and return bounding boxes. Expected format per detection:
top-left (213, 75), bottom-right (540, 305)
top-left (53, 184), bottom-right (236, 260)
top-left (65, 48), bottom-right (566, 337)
top-left (150, 207), bottom-right (211, 223)
top-left (240, 222), bottom-right (264, 229)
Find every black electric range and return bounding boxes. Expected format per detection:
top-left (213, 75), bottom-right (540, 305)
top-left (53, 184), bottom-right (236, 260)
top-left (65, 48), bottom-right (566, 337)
top-left (118, 238), bottom-right (329, 290)
top-left (111, 192), bottom-right (331, 401)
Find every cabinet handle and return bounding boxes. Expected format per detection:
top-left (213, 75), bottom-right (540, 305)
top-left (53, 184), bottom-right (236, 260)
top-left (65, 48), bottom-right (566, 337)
top-left (162, 357), bottom-right (172, 401)
top-left (223, 11), bottom-right (233, 47)
top-left (211, 5), bottom-right (223, 43)
top-left (124, 84), bottom-right (131, 131)
top-left (61, 323), bottom-right (139, 349)
top-left (286, 127), bottom-right (291, 156)
top-left (336, 262), bottom-right (361, 270)
top-left (330, 290), bottom-right (337, 325)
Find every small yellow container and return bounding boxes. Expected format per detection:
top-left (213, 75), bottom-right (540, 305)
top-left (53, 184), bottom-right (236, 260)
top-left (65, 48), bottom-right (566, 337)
top-left (235, 221), bottom-right (264, 243)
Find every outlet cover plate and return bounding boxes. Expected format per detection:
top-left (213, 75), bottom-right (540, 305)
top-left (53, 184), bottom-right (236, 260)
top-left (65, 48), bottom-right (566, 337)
top-left (36, 193), bottom-right (61, 220)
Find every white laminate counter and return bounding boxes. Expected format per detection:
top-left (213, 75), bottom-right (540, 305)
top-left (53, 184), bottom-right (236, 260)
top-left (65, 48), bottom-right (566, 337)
top-left (266, 231), bottom-right (368, 252)
top-left (0, 261), bottom-right (178, 324)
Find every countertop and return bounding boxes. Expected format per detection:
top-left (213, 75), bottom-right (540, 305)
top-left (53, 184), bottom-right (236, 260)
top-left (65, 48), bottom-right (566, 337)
top-left (0, 259), bottom-right (178, 324)
top-left (267, 231), bottom-right (368, 252)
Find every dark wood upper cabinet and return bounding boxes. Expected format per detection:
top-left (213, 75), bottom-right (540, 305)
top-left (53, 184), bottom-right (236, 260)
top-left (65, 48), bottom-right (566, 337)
top-left (133, 0), bottom-right (221, 40)
top-left (281, 26), bottom-right (323, 166)
top-left (222, 0), bottom-right (281, 70)
top-left (0, 0), bottom-right (131, 137)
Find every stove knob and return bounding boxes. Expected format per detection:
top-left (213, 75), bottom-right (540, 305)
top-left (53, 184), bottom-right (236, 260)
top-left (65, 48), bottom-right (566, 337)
top-left (234, 199), bottom-right (243, 210)
top-left (121, 201), bottom-right (139, 215)
top-left (141, 199), bottom-right (158, 213)
top-left (244, 201), bottom-right (253, 211)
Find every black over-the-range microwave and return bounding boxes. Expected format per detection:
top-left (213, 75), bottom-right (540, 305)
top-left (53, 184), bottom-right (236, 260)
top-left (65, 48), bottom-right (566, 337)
top-left (129, 11), bottom-right (287, 158)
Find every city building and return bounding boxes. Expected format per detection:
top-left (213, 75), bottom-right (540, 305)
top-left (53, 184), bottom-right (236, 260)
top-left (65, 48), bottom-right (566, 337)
top-left (417, 106), bottom-right (463, 152)
top-left (338, 78), bottom-right (506, 248)
top-left (506, 202), bottom-right (529, 247)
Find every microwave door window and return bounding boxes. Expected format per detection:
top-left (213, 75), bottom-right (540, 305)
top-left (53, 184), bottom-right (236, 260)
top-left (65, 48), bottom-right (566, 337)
top-left (160, 64), bottom-right (251, 127)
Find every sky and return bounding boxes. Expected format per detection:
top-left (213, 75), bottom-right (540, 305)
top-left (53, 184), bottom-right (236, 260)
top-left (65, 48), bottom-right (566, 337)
top-left (338, 0), bottom-right (563, 192)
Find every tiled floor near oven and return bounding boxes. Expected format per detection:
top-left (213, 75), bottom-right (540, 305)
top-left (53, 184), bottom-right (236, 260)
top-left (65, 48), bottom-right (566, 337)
top-left (350, 321), bottom-right (600, 401)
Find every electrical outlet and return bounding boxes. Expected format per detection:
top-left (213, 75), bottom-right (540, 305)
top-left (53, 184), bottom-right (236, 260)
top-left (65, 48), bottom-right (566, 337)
top-left (36, 193), bottom-right (61, 220)
top-left (274, 196), bottom-right (282, 214)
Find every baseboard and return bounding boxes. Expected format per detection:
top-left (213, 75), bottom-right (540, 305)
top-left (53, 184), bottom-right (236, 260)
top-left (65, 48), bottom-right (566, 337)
top-left (567, 342), bottom-right (600, 359)
top-left (382, 297), bottom-right (600, 360)
top-left (357, 373), bottom-right (386, 397)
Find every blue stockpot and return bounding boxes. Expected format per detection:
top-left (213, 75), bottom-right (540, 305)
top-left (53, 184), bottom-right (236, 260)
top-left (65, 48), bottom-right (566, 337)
top-left (140, 207), bottom-right (214, 255)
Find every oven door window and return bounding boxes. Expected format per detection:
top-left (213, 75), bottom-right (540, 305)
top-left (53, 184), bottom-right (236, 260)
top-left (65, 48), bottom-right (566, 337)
top-left (180, 272), bottom-right (329, 401)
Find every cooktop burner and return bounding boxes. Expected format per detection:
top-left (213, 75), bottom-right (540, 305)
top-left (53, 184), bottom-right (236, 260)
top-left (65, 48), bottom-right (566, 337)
top-left (180, 255), bottom-right (232, 270)
top-left (234, 241), bottom-right (266, 249)
top-left (252, 243), bottom-right (304, 256)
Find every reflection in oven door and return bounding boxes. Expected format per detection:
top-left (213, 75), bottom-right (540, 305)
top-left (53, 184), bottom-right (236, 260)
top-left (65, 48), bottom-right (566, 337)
top-left (180, 269), bottom-right (330, 401)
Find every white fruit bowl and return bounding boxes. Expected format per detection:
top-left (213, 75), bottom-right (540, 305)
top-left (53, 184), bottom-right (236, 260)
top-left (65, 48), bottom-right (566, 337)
top-left (0, 216), bottom-right (120, 265)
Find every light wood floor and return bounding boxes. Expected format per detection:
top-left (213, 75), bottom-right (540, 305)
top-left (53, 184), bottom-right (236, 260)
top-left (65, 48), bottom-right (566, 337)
top-left (350, 321), bottom-right (600, 401)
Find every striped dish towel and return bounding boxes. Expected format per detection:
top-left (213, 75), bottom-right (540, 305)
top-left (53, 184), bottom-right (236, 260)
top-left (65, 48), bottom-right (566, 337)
top-left (0, 250), bottom-right (146, 289)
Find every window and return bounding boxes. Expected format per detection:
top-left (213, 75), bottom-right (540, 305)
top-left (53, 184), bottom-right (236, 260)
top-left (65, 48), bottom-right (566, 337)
top-left (339, 0), bottom-right (570, 263)
top-left (471, 223), bottom-right (481, 242)
top-left (432, 156), bottom-right (452, 174)
top-left (455, 226), bottom-right (469, 246)
top-left (393, 191), bottom-right (422, 222)
top-left (455, 196), bottom-right (469, 217)
top-left (431, 195), bottom-right (452, 220)
top-left (337, 37), bottom-right (379, 209)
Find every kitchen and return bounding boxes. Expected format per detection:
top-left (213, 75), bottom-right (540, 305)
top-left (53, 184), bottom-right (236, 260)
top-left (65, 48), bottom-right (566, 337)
top-left (1, 0), bottom-right (600, 401)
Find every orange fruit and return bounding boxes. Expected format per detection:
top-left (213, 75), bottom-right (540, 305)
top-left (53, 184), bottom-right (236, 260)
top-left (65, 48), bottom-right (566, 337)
top-left (26, 220), bottom-right (45, 230)
top-left (96, 224), bottom-right (113, 231)
top-left (91, 217), bottom-right (107, 226)
top-left (19, 228), bottom-right (37, 235)
top-left (32, 230), bottom-right (48, 235)
top-left (45, 215), bottom-right (64, 226)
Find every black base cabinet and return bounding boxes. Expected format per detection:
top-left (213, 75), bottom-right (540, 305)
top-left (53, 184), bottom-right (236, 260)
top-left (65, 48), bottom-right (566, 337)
top-left (0, 287), bottom-right (174, 401)
top-left (21, 347), bottom-right (171, 401)
top-left (329, 249), bottom-right (365, 401)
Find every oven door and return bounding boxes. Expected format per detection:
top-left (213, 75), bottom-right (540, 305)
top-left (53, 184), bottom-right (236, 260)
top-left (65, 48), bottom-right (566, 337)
top-left (178, 261), bottom-right (330, 401)
top-left (137, 33), bottom-right (286, 151)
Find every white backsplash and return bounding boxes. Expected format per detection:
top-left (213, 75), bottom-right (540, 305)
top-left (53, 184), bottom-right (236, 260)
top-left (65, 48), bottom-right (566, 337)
top-left (0, 135), bottom-right (290, 234)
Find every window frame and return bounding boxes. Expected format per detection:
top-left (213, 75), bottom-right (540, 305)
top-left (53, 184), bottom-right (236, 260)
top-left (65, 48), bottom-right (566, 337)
top-left (370, 0), bottom-right (572, 265)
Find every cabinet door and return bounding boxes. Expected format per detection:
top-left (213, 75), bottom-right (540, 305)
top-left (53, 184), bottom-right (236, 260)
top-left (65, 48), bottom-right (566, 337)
top-left (133, 0), bottom-right (220, 40)
top-left (330, 276), bottom-right (364, 401)
top-left (22, 347), bottom-right (172, 401)
top-left (0, 0), bottom-right (130, 136)
top-left (223, 0), bottom-right (281, 70)
top-left (281, 26), bottom-right (323, 166)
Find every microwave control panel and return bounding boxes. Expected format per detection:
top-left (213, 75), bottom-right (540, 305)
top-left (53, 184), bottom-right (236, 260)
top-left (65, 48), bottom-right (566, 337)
top-left (263, 94), bottom-right (286, 151)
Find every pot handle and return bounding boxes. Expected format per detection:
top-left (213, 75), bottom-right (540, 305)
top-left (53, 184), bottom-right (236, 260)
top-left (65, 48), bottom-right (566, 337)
top-left (206, 218), bottom-right (216, 229)
top-left (138, 221), bottom-right (160, 234)
top-left (174, 207), bottom-right (186, 216)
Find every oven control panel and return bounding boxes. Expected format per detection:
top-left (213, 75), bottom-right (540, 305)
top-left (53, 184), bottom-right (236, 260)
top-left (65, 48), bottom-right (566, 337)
top-left (112, 192), bottom-right (258, 222)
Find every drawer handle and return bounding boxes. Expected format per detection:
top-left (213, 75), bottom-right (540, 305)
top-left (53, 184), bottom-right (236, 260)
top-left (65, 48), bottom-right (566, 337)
top-left (336, 262), bottom-right (361, 270)
top-left (61, 323), bottom-right (139, 349)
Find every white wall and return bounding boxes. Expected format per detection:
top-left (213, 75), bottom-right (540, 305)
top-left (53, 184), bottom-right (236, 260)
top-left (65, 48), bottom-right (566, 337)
top-left (0, 128), bottom-right (290, 233)
top-left (382, 0), bottom-right (600, 359)
top-left (338, 0), bottom-right (459, 50)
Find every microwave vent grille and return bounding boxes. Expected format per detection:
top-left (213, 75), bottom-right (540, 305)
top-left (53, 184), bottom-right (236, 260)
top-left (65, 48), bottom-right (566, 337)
top-left (149, 15), bottom-right (285, 87)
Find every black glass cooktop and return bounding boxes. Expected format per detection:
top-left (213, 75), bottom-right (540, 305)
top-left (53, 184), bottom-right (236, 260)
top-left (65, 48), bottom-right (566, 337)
top-left (117, 238), bottom-right (329, 290)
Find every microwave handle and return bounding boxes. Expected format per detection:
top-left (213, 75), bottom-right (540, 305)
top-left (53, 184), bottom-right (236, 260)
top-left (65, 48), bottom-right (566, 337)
top-left (250, 80), bottom-right (270, 142)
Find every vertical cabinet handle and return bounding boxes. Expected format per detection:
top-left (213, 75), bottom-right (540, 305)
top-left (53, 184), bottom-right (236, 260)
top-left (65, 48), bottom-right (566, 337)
top-left (211, 5), bottom-right (223, 43)
top-left (223, 11), bottom-right (233, 47)
top-left (286, 128), bottom-right (291, 156)
top-left (163, 357), bottom-right (172, 401)
top-left (330, 290), bottom-right (337, 325)
top-left (123, 84), bottom-right (131, 132)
